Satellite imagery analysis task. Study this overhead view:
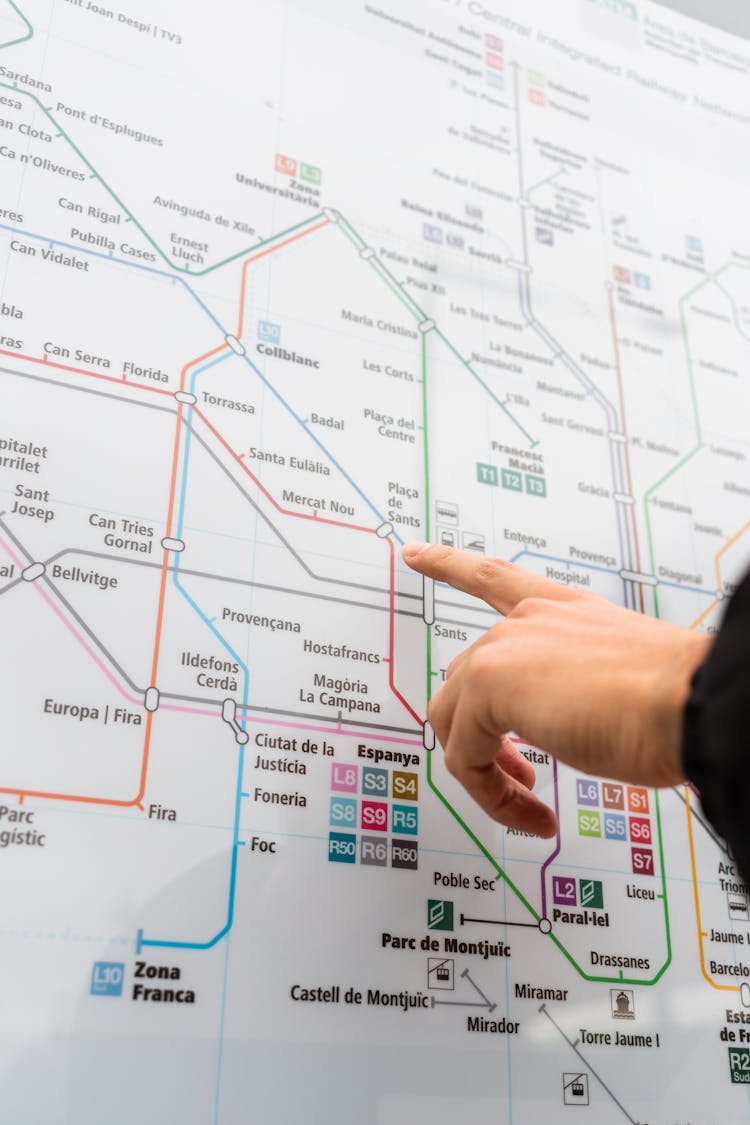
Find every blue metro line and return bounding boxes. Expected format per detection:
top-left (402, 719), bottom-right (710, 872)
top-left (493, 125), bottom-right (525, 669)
top-left (138, 353), bottom-right (248, 952)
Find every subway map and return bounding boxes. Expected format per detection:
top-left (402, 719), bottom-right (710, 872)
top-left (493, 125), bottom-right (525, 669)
top-left (1, 0), bottom-right (750, 1121)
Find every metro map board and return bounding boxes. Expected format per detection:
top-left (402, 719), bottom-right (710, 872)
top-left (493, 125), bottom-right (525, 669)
top-left (1, 0), bottom-right (750, 1121)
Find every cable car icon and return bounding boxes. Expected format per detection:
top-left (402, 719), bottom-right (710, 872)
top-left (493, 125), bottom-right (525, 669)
top-left (427, 957), bottom-right (454, 990)
top-left (563, 1073), bottom-right (589, 1105)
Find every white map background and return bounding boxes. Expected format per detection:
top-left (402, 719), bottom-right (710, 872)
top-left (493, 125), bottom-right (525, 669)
top-left (0, 0), bottom-right (750, 1122)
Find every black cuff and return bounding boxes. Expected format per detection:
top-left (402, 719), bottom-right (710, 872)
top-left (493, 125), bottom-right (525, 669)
top-left (681, 663), bottom-right (724, 835)
top-left (682, 571), bottom-right (750, 886)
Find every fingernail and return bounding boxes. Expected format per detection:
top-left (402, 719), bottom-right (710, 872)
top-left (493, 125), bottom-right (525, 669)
top-left (402, 541), bottom-right (430, 559)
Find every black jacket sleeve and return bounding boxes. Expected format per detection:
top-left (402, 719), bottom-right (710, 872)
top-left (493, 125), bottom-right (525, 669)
top-left (683, 569), bottom-right (750, 885)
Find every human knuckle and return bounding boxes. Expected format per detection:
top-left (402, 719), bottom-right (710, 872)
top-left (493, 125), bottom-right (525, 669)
top-left (490, 788), bottom-right (518, 822)
top-left (443, 750), bottom-right (460, 778)
top-left (509, 596), bottom-right (544, 618)
top-left (475, 557), bottom-right (509, 586)
top-left (422, 543), bottom-right (453, 575)
top-left (562, 587), bottom-right (591, 606)
top-left (469, 645), bottom-right (503, 683)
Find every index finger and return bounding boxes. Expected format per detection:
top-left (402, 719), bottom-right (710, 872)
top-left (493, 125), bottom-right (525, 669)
top-left (402, 542), bottom-right (583, 616)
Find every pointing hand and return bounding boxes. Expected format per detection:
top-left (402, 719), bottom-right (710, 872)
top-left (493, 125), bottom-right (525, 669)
top-left (403, 543), bottom-right (712, 838)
